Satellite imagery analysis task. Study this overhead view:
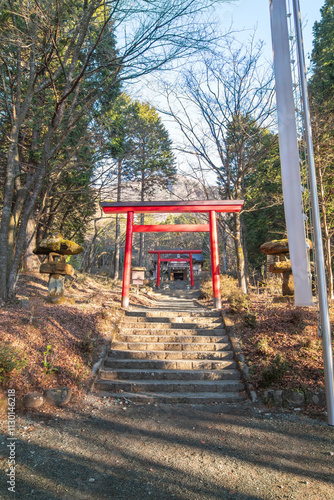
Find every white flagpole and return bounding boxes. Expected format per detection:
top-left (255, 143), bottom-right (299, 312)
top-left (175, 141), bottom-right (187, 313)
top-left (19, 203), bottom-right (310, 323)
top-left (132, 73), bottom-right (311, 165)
top-left (269, 0), bottom-right (313, 307)
top-left (292, 0), bottom-right (334, 426)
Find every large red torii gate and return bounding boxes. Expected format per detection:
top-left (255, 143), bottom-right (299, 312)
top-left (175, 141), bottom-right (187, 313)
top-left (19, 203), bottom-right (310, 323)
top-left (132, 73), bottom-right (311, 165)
top-left (100, 200), bottom-right (243, 309)
top-left (148, 249), bottom-right (202, 288)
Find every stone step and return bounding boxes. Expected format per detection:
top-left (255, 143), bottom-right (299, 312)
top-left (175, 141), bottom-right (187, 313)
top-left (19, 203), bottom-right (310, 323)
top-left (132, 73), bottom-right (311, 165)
top-left (107, 349), bottom-right (234, 360)
top-left (145, 307), bottom-right (205, 311)
top-left (120, 328), bottom-right (226, 336)
top-left (104, 358), bottom-right (237, 370)
top-left (99, 367), bottom-right (240, 381)
top-left (110, 341), bottom-right (231, 352)
top-left (94, 379), bottom-right (243, 394)
top-left (125, 310), bottom-right (221, 318)
top-left (120, 323), bottom-right (225, 331)
top-left (93, 390), bottom-right (245, 404)
top-left (117, 334), bottom-right (229, 343)
top-left (122, 316), bottom-right (222, 328)
top-left (94, 306), bottom-right (244, 405)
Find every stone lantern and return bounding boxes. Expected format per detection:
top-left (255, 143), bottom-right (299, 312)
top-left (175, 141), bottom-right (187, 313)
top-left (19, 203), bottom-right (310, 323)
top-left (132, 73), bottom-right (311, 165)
top-left (260, 238), bottom-right (312, 297)
top-left (34, 233), bottom-right (83, 303)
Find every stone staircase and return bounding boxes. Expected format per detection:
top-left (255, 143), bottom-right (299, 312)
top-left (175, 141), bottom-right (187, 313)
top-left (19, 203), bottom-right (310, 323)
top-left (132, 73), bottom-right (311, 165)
top-left (94, 301), bottom-right (245, 403)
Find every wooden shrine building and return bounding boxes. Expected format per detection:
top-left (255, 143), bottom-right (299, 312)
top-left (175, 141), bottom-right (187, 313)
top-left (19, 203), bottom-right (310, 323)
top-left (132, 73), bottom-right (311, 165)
top-left (148, 249), bottom-right (203, 287)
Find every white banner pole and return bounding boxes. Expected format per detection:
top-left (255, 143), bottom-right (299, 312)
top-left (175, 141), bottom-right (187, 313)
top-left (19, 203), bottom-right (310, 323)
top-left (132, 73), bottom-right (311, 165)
top-left (269, 0), bottom-right (313, 307)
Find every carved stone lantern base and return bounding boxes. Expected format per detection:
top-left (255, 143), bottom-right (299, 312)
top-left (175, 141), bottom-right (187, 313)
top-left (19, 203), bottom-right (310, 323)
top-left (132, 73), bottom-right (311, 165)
top-left (34, 233), bottom-right (82, 304)
top-left (282, 271), bottom-right (294, 296)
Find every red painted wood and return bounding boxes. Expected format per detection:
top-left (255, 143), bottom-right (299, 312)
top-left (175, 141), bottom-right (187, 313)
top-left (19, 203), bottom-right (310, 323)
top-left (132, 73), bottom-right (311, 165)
top-left (189, 253), bottom-right (194, 287)
top-left (101, 200), bottom-right (243, 214)
top-left (157, 253), bottom-right (161, 288)
top-left (160, 258), bottom-right (190, 262)
top-left (121, 211), bottom-right (134, 308)
top-left (107, 199), bottom-right (231, 309)
top-left (148, 250), bottom-right (202, 255)
top-left (209, 210), bottom-right (221, 308)
top-left (133, 224), bottom-right (209, 233)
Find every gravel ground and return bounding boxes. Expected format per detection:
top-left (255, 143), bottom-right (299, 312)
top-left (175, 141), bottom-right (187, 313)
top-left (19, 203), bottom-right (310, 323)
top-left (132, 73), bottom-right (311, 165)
top-left (0, 395), bottom-right (333, 499)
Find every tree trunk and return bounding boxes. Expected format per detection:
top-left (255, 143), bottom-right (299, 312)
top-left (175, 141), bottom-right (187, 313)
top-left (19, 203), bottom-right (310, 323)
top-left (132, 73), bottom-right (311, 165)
top-left (242, 219), bottom-right (249, 286)
top-left (22, 217), bottom-right (40, 272)
top-left (83, 220), bottom-right (100, 273)
top-left (113, 215), bottom-right (121, 280)
top-left (316, 144), bottom-right (334, 299)
top-left (0, 126), bottom-right (20, 300)
top-left (113, 158), bottom-right (123, 280)
top-left (139, 214), bottom-right (145, 267)
top-left (218, 223), bottom-right (227, 273)
top-left (222, 236), bottom-right (227, 274)
top-left (234, 212), bottom-right (247, 294)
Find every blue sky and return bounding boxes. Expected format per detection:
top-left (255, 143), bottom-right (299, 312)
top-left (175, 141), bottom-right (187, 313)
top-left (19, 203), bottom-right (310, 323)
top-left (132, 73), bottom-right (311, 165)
top-left (132, 1), bottom-right (324, 180)
top-left (218, 0), bottom-right (322, 64)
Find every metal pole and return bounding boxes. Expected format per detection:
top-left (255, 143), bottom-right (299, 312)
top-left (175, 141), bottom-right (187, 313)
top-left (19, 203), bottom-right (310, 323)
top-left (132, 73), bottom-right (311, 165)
top-left (121, 211), bottom-right (134, 309)
top-left (292, 0), bottom-right (334, 426)
top-left (209, 210), bottom-right (221, 309)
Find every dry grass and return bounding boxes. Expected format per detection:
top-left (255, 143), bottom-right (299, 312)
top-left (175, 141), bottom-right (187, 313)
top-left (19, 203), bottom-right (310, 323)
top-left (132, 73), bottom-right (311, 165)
top-left (0, 272), bottom-right (157, 401)
top-left (199, 274), bottom-right (333, 401)
top-left (234, 293), bottom-right (329, 394)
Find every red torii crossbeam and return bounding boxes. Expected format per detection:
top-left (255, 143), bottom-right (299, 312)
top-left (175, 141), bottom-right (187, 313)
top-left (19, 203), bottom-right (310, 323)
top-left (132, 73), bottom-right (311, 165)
top-left (148, 249), bottom-right (202, 288)
top-left (100, 200), bottom-right (244, 309)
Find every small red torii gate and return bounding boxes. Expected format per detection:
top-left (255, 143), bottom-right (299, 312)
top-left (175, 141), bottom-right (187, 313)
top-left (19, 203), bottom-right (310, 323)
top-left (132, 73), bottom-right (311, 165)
top-left (148, 249), bottom-right (202, 288)
top-left (100, 200), bottom-right (243, 309)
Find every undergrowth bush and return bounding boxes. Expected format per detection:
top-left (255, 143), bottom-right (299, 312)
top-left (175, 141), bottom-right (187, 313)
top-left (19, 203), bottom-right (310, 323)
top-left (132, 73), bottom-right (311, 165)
top-left (220, 275), bottom-right (239, 297)
top-left (260, 354), bottom-right (289, 388)
top-left (200, 275), bottom-right (257, 323)
top-left (242, 312), bottom-right (257, 328)
top-left (0, 343), bottom-right (27, 383)
top-left (257, 276), bottom-right (282, 296)
top-left (228, 289), bottom-right (250, 314)
top-left (200, 274), bottom-right (239, 300)
top-left (42, 344), bottom-right (58, 374)
top-left (78, 331), bottom-right (96, 362)
top-left (199, 278), bottom-right (214, 299)
top-left (256, 336), bottom-right (273, 356)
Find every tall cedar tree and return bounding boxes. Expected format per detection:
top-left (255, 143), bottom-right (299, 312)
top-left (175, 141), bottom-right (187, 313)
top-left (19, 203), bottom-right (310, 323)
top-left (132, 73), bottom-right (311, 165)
top-left (123, 101), bottom-right (176, 266)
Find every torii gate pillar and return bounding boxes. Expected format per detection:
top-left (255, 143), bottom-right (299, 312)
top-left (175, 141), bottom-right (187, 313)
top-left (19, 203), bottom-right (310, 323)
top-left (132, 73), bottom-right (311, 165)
top-left (101, 200), bottom-right (244, 310)
top-left (209, 210), bottom-right (221, 309)
top-left (121, 211), bottom-right (134, 308)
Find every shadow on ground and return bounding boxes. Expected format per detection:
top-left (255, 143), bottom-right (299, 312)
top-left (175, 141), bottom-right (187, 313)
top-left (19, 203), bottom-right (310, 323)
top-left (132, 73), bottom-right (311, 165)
top-left (0, 399), bottom-right (333, 499)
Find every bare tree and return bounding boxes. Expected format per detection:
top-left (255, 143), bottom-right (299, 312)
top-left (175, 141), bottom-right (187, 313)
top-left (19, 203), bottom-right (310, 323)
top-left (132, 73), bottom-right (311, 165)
top-left (0, 0), bottom-right (229, 301)
top-left (162, 35), bottom-right (276, 292)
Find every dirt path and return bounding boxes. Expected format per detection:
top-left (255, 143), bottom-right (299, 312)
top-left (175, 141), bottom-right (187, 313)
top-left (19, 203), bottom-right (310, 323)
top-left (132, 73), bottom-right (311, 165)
top-left (1, 396), bottom-right (333, 499)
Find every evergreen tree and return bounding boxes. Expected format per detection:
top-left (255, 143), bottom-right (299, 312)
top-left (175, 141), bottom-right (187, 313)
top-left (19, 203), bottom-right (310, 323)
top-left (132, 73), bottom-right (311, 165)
top-left (123, 101), bottom-right (176, 265)
top-left (164, 38), bottom-right (276, 292)
top-left (310, 0), bottom-right (334, 100)
top-left (0, 0), bottom-right (223, 300)
top-left (243, 133), bottom-right (284, 270)
top-left (309, 0), bottom-right (334, 297)
top-left (102, 93), bottom-right (138, 279)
